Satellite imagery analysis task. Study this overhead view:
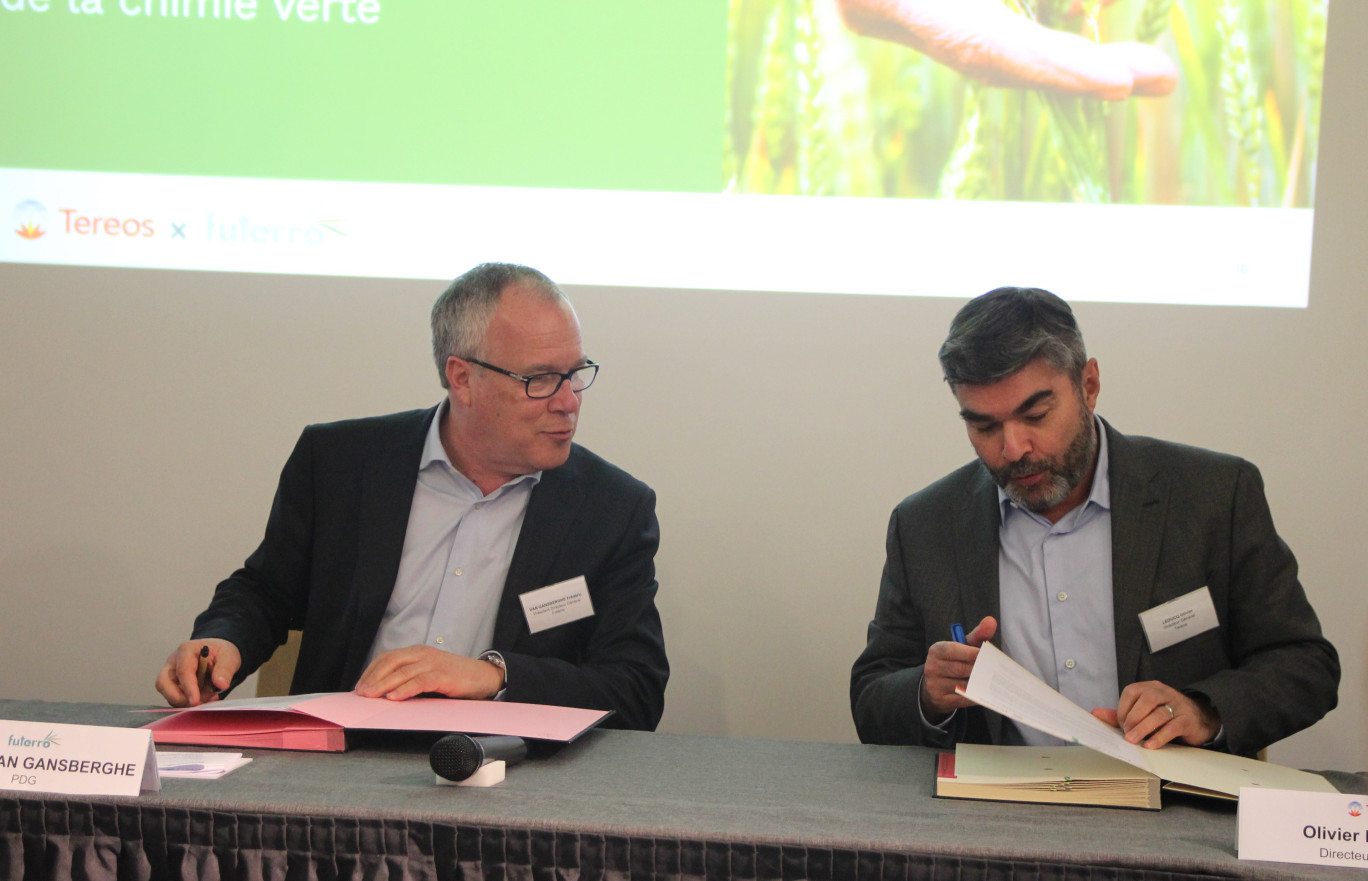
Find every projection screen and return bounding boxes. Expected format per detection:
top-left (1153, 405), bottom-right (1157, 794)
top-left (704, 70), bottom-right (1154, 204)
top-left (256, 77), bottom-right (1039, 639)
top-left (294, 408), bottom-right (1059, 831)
top-left (2, 0), bottom-right (1329, 306)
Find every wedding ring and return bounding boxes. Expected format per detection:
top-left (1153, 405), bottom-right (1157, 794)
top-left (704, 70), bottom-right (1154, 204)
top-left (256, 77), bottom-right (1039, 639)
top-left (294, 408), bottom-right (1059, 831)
top-left (1163, 704), bottom-right (1175, 721)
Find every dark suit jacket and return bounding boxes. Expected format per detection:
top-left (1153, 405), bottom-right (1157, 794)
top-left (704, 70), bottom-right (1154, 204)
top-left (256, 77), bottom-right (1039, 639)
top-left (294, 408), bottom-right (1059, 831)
top-left (192, 406), bottom-right (669, 731)
top-left (850, 420), bottom-right (1338, 757)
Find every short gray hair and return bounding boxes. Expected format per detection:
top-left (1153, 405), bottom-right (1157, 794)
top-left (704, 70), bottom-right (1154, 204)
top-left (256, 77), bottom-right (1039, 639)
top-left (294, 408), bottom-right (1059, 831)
top-left (938, 287), bottom-right (1088, 388)
top-left (430, 262), bottom-right (566, 388)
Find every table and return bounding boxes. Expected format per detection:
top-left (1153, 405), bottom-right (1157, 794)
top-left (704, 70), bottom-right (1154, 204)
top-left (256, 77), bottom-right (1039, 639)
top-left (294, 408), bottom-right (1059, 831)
top-left (1, 700), bottom-right (1363, 880)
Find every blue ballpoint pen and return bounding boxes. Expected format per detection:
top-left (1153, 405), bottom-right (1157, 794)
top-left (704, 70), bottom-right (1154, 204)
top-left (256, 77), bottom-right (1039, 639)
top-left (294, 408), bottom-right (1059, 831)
top-left (950, 623), bottom-right (967, 644)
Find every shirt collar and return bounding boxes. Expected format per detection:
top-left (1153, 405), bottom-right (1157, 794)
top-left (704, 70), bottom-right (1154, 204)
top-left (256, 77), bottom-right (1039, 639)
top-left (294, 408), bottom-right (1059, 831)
top-left (421, 399), bottom-right (542, 494)
top-left (998, 414), bottom-right (1111, 526)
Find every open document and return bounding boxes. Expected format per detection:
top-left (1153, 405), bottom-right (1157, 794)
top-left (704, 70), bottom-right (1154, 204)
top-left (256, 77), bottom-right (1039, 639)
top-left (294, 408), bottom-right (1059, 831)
top-left (958, 642), bottom-right (1335, 799)
top-left (141, 692), bottom-right (611, 752)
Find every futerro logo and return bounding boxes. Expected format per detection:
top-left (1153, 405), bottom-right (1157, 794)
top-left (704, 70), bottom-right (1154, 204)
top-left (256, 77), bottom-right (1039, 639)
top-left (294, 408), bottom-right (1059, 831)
top-left (14, 200), bottom-right (47, 239)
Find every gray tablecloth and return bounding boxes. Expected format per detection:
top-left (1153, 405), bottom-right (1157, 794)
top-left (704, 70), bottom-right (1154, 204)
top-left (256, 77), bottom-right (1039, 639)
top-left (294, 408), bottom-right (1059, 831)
top-left (1, 699), bottom-right (1363, 880)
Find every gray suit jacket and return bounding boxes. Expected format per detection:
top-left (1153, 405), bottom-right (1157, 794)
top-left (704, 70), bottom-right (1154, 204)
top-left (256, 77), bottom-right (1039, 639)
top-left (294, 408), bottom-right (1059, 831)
top-left (192, 406), bottom-right (669, 731)
top-left (850, 420), bottom-right (1338, 757)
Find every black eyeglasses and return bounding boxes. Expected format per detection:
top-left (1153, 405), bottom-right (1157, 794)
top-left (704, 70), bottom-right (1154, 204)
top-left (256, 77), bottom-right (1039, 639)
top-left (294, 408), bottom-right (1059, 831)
top-left (464, 357), bottom-right (599, 399)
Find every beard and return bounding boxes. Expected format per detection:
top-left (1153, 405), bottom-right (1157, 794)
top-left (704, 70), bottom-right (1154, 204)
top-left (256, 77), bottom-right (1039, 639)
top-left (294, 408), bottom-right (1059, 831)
top-left (988, 405), bottom-right (1098, 514)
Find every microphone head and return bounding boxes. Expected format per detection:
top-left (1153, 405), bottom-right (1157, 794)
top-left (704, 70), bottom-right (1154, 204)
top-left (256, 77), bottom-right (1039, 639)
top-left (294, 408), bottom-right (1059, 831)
top-left (430, 734), bottom-right (484, 782)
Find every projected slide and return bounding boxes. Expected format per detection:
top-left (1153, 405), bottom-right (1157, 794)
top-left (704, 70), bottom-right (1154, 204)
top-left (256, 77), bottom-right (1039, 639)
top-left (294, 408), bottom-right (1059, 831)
top-left (2, 0), bottom-right (1327, 306)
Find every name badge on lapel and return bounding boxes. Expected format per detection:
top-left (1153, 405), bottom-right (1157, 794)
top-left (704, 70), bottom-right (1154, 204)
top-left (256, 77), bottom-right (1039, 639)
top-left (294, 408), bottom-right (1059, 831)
top-left (520, 575), bottom-right (595, 634)
top-left (1138, 586), bottom-right (1219, 652)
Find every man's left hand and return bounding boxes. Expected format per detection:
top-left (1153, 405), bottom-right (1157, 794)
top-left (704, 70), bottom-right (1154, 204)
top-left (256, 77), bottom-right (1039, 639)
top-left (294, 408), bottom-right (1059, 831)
top-left (1091, 681), bottom-right (1221, 749)
top-left (355, 646), bottom-right (505, 701)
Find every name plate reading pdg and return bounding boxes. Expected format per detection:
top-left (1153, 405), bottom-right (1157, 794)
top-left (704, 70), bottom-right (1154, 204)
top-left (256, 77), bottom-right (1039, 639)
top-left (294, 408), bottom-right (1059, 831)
top-left (0, 719), bottom-right (160, 796)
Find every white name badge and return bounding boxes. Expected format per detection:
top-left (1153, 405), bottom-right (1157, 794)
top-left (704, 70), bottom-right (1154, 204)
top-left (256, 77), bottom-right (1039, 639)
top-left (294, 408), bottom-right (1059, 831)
top-left (1239, 787), bottom-right (1368, 868)
top-left (1138, 586), bottom-right (1219, 653)
top-left (0, 719), bottom-right (160, 796)
top-left (520, 575), bottom-right (595, 634)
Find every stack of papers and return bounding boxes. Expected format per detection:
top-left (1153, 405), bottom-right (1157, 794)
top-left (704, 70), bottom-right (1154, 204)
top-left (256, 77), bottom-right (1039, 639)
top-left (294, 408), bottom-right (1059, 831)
top-left (937, 744), bottom-right (1162, 809)
top-left (156, 751), bottom-right (253, 779)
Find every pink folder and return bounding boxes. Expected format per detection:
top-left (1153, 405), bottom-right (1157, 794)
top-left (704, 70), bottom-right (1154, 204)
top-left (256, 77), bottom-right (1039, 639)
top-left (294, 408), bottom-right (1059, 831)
top-left (142, 692), bottom-right (611, 752)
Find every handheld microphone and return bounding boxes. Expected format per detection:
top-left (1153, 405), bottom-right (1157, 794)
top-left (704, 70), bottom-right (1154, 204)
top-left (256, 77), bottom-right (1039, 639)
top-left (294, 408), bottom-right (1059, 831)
top-left (429, 734), bottom-right (528, 782)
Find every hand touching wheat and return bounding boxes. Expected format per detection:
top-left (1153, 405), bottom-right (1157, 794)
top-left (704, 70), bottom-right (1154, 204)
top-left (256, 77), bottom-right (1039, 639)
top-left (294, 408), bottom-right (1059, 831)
top-left (836, 0), bottom-right (1177, 100)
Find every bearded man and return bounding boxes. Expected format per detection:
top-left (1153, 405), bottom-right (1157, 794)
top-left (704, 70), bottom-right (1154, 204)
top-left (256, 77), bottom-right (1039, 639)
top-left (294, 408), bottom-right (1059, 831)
top-left (850, 287), bottom-right (1338, 757)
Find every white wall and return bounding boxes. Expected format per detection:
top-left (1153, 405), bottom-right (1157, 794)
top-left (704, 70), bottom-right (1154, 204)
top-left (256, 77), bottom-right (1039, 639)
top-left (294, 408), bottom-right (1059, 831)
top-left (2, 2), bottom-right (1365, 773)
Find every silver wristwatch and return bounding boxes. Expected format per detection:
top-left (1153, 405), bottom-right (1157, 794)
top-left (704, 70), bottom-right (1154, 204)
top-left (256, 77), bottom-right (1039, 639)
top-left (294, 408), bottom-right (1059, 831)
top-left (478, 650), bottom-right (508, 693)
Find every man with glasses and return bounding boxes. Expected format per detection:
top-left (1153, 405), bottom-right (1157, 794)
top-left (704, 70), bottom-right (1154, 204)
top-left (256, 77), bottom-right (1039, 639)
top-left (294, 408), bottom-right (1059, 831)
top-left (850, 287), bottom-right (1337, 757)
top-left (156, 263), bottom-right (668, 731)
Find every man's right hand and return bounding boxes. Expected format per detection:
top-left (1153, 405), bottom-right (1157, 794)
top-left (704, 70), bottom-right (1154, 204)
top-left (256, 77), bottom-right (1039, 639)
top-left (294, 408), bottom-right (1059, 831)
top-left (354, 645), bottom-right (505, 702)
top-left (155, 638), bottom-right (241, 707)
top-left (919, 616), bottom-right (998, 720)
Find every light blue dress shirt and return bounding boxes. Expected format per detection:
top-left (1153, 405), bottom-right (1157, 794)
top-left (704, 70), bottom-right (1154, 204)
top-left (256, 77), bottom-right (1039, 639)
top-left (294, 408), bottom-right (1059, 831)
top-left (997, 419), bottom-right (1116, 746)
top-left (365, 401), bottom-right (540, 667)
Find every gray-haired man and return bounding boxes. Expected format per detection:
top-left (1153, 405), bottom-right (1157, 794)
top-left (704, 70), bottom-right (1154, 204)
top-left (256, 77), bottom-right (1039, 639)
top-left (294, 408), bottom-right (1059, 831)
top-left (157, 263), bottom-right (668, 731)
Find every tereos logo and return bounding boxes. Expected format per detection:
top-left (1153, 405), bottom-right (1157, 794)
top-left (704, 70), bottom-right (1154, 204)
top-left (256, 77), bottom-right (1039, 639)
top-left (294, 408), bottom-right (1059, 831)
top-left (1350, 801), bottom-right (1363, 818)
top-left (14, 200), bottom-right (46, 240)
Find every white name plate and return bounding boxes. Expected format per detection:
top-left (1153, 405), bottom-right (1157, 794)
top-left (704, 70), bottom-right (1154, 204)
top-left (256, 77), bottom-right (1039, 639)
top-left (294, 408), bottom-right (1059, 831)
top-left (520, 575), bottom-right (594, 634)
top-left (1138, 586), bottom-right (1219, 653)
top-left (1239, 787), bottom-right (1368, 869)
top-left (0, 719), bottom-right (160, 796)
